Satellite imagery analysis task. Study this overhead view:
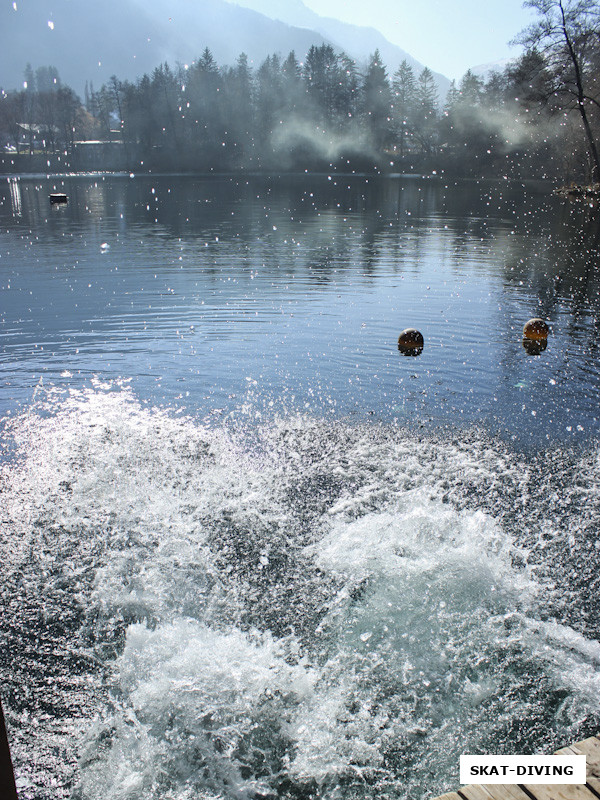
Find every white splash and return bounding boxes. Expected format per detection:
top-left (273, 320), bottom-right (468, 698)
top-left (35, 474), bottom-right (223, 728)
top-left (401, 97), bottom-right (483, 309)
top-left (2, 383), bottom-right (599, 800)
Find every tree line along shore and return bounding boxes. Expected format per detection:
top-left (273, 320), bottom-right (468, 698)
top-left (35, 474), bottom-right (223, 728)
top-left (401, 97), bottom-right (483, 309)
top-left (1, 0), bottom-right (600, 187)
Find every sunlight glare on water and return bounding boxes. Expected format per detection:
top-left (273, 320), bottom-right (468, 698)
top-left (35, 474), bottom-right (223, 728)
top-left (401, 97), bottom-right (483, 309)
top-left (1, 175), bottom-right (600, 799)
top-left (1, 174), bottom-right (600, 446)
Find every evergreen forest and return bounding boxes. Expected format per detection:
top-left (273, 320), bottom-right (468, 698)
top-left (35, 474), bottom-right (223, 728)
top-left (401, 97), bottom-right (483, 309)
top-left (2, 0), bottom-right (600, 185)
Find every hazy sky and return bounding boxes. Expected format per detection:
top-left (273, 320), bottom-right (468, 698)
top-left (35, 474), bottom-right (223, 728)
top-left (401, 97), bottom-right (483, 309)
top-left (301, 0), bottom-right (536, 80)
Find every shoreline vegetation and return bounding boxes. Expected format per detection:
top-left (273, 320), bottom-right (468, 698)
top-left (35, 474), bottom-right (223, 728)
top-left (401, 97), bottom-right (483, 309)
top-left (554, 182), bottom-right (600, 198)
top-left (2, 1), bottom-right (600, 188)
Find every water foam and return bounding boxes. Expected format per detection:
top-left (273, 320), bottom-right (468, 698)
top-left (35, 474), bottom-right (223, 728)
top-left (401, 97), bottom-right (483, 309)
top-left (1, 382), bottom-right (599, 799)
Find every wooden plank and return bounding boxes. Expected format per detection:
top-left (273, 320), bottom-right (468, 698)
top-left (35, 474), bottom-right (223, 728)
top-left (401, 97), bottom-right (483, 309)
top-left (483, 786), bottom-right (537, 800)
top-left (558, 739), bottom-right (600, 795)
top-left (518, 783), bottom-right (598, 800)
top-left (566, 737), bottom-right (600, 778)
top-left (460, 782), bottom-right (533, 800)
top-left (433, 734), bottom-right (600, 800)
top-left (521, 738), bottom-right (599, 800)
top-left (459, 783), bottom-right (495, 800)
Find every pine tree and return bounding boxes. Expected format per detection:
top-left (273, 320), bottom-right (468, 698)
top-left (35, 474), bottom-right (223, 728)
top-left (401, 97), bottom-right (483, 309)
top-left (223, 53), bottom-right (254, 165)
top-left (185, 47), bottom-right (224, 164)
top-left (35, 66), bottom-right (61, 93)
top-left (458, 69), bottom-right (484, 106)
top-left (362, 50), bottom-right (392, 152)
top-left (414, 67), bottom-right (438, 155)
top-left (336, 53), bottom-right (359, 125)
top-left (392, 60), bottom-right (417, 156)
top-left (281, 51), bottom-right (306, 118)
top-left (23, 63), bottom-right (35, 92)
top-left (304, 44), bottom-right (341, 122)
top-left (483, 70), bottom-right (507, 109)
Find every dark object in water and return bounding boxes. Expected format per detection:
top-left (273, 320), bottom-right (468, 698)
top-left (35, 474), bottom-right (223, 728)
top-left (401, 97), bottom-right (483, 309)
top-left (0, 698), bottom-right (18, 800)
top-left (522, 337), bottom-right (548, 356)
top-left (49, 192), bottom-right (68, 204)
top-left (398, 328), bottom-right (424, 356)
top-left (523, 318), bottom-right (549, 341)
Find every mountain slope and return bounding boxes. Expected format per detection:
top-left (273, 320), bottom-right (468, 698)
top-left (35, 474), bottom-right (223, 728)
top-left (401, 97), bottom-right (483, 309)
top-left (225, 0), bottom-right (451, 95)
top-left (0, 0), bottom-right (329, 94)
top-left (0, 0), bottom-right (450, 99)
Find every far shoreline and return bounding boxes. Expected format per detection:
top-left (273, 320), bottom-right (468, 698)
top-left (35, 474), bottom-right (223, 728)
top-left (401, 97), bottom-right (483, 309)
top-left (2, 169), bottom-right (558, 188)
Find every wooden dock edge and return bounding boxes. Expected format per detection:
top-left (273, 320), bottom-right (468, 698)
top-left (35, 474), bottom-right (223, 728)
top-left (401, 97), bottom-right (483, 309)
top-left (432, 735), bottom-right (600, 800)
top-left (0, 698), bottom-right (18, 800)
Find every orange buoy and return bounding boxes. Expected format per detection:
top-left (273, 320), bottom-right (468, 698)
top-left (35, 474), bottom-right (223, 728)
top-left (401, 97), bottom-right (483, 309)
top-left (522, 337), bottom-right (548, 356)
top-left (398, 328), bottom-right (424, 356)
top-left (523, 318), bottom-right (549, 341)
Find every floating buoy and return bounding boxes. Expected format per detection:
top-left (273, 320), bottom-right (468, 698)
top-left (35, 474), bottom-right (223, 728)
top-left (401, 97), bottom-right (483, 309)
top-left (523, 318), bottom-right (549, 341)
top-left (49, 192), bottom-right (68, 204)
top-left (522, 337), bottom-right (548, 356)
top-left (398, 328), bottom-right (424, 356)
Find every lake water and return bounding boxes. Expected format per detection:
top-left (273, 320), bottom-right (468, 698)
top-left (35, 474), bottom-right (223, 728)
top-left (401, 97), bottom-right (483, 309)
top-left (1, 173), bottom-right (600, 800)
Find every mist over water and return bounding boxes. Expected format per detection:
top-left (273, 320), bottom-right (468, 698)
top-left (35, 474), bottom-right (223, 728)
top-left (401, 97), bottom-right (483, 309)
top-left (2, 175), bottom-right (600, 799)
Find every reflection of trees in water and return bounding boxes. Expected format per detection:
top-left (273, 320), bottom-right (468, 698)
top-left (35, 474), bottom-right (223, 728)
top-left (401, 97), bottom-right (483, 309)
top-left (488, 192), bottom-right (600, 416)
top-left (551, 203), bottom-right (600, 359)
top-left (3, 174), bottom-right (600, 445)
top-left (534, 201), bottom-right (600, 328)
top-left (5, 176), bottom-right (600, 337)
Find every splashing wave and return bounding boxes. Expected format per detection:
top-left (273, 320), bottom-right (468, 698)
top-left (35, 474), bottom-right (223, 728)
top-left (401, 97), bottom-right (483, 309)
top-left (1, 381), bottom-right (599, 799)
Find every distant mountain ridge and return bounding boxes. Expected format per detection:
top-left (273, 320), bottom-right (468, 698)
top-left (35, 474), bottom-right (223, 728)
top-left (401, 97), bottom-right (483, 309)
top-left (470, 58), bottom-right (515, 80)
top-left (0, 0), bottom-right (328, 93)
top-left (225, 0), bottom-right (451, 95)
top-left (0, 0), bottom-right (450, 98)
